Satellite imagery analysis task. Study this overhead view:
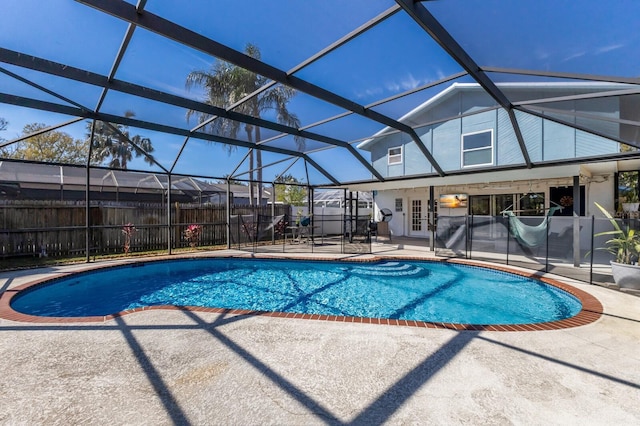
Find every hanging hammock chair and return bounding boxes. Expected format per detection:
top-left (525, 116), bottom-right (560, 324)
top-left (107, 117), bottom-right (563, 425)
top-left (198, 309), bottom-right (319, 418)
top-left (502, 206), bottom-right (562, 247)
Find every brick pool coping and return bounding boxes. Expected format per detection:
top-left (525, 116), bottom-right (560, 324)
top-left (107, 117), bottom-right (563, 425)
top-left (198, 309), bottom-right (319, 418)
top-left (0, 254), bottom-right (603, 331)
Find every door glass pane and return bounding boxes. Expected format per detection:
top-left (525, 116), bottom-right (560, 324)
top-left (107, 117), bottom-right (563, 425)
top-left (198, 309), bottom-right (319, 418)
top-left (519, 192), bottom-right (545, 216)
top-left (493, 194), bottom-right (513, 216)
top-left (411, 200), bottom-right (422, 232)
top-left (470, 195), bottom-right (490, 215)
top-left (618, 171), bottom-right (639, 203)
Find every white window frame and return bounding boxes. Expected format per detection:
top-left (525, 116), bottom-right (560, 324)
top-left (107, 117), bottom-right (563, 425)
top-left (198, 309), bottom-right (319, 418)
top-left (388, 146), bottom-right (403, 165)
top-left (461, 129), bottom-right (493, 168)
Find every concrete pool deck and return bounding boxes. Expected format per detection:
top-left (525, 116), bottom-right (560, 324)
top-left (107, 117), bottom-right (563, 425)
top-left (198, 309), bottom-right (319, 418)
top-left (0, 247), bottom-right (639, 424)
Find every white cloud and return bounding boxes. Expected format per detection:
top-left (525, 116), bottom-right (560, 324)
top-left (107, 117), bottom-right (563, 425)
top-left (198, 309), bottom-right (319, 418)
top-left (535, 49), bottom-right (550, 60)
top-left (353, 72), bottom-right (446, 101)
top-left (386, 74), bottom-right (422, 93)
top-left (353, 86), bottom-right (384, 100)
top-left (596, 43), bottom-right (624, 54)
top-left (562, 51), bottom-right (586, 62)
top-left (150, 79), bottom-right (201, 99)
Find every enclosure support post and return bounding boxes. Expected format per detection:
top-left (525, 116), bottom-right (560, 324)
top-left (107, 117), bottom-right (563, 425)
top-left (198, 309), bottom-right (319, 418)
top-left (589, 215), bottom-right (595, 284)
top-left (573, 175), bottom-right (581, 267)
top-left (342, 188), bottom-right (347, 253)
top-left (85, 120), bottom-right (96, 263)
top-left (468, 214), bottom-right (473, 259)
top-left (271, 182), bottom-right (276, 245)
top-left (226, 180), bottom-right (231, 249)
top-left (85, 167), bottom-right (91, 263)
top-left (506, 215), bottom-right (510, 265)
top-left (307, 184), bottom-right (313, 252)
top-left (465, 215), bottom-right (469, 259)
top-left (429, 186), bottom-right (435, 251)
top-left (167, 173), bottom-right (172, 255)
top-left (84, 167), bottom-right (91, 263)
top-left (545, 213), bottom-right (550, 273)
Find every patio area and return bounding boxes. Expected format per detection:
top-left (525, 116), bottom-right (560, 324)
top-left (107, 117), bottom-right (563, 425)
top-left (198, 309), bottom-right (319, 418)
top-left (1, 248), bottom-right (638, 424)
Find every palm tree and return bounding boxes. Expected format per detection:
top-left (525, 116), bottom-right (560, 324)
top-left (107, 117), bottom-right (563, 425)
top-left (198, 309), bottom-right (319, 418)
top-left (88, 111), bottom-right (155, 169)
top-left (186, 43), bottom-right (304, 204)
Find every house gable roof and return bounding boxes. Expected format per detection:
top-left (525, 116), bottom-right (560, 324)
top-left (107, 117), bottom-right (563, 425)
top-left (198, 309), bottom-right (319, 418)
top-left (357, 82), bottom-right (628, 151)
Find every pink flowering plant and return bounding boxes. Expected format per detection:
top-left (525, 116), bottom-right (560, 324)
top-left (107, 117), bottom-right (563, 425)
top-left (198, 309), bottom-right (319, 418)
top-left (241, 221), bottom-right (257, 238)
top-left (122, 223), bottom-right (137, 254)
top-left (184, 224), bottom-right (202, 248)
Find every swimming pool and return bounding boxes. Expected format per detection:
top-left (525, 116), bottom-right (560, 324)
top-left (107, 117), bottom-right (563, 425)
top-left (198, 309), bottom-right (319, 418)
top-left (8, 258), bottom-right (584, 325)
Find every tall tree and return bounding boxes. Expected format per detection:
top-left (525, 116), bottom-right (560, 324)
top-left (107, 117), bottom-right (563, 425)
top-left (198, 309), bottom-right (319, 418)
top-left (275, 174), bottom-right (307, 206)
top-left (0, 117), bottom-right (9, 157)
top-left (185, 43), bottom-right (304, 205)
top-left (87, 111), bottom-right (155, 169)
top-left (2, 122), bottom-right (88, 163)
top-left (216, 174), bottom-right (247, 185)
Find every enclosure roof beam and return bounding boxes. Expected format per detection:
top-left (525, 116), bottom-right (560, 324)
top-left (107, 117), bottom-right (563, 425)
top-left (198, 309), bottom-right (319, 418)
top-left (274, 158), bottom-right (300, 182)
top-left (0, 65), bottom-right (89, 113)
top-left (517, 106), bottom-right (640, 150)
top-left (0, 92), bottom-right (340, 184)
top-left (94, 0), bottom-right (149, 111)
top-left (396, 0), bottom-right (532, 169)
top-left (0, 93), bottom-right (300, 158)
top-left (232, 156), bottom-right (294, 179)
top-left (197, 4), bottom-right (401, 129)
top-left (94, 20), bottom-right (138, 112)
top-left (75, 0), bottom-right (444, 176)
top-left (301, 155), bottom-right (339, 186)
top-left (100, 121), bottom-right (169, 173)
top-left (0, 47), bottom-right (381, 180)
top-left (481, 67), bottom-right (640, 86)
top-left (0, 117), bottom-right (84, 149)
top-left (513, 88), bottom-right (640, 106)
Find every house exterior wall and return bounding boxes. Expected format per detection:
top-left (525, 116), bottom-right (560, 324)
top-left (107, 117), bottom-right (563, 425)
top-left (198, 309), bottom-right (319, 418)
top-left (371, 173), bottom-right (614, 238)
top-left (366, 86), bottom-right (621, 177)
top-left (360, 85), bottom-right (626, 235)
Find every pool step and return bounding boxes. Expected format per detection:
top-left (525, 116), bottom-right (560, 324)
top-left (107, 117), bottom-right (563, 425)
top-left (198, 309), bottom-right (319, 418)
top-left (347, 262), bottom-right (428, 277)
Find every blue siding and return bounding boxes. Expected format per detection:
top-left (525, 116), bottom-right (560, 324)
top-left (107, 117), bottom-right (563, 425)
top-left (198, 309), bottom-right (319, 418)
top-left (544, 121), bottom-right (576, 161)
top-left (576, 130), bottom-right (620, 157)
top-left (406, 128), bottom-right (433, 175)
top-left (516, 111), bottom-right (543, 162)
top-left (371, 132), bottom-right (405, 177)
top-left (432, 119), bottom-right (461, 172)
top-left (364, 85), bottom-right (626, 178)
top-left (461, 110), bottom-right (494, 135)
top-left (461, 90), bottom-right (498, 114)
top-left (497, 110), bottom-right (525, 165)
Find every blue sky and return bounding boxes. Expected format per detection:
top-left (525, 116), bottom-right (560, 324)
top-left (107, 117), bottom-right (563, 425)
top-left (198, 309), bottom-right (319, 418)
top-left (1, 0), bottom-right (638, 184)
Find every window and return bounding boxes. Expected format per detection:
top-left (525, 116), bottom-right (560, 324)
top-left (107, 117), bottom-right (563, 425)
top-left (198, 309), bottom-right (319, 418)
top-left (395, 198), bottom-right (403, 212)
top-left (461, 130), bottom-right (493, 167)
top-left (388, 146), bottom-right (402, 165)
top-left (519, 192), bottom-right (545, 216)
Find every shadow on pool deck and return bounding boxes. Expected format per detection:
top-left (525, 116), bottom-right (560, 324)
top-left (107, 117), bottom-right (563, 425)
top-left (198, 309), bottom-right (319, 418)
top-left (0, 301), bottom-right (638, 424)
top-left (0, 249), bottom-right (639, 424)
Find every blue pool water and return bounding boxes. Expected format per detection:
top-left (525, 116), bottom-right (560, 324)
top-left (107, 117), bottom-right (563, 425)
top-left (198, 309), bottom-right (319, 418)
top-left (11, 258), bottom-right (582, 324)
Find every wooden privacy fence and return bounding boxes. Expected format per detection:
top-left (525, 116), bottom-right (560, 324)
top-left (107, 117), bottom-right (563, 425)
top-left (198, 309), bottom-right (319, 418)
top-left (0, 201), bottom-right (291, 258)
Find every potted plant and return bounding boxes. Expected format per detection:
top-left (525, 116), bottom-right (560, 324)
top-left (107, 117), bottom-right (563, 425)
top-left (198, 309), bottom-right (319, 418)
top-left (593, 202), bottom-right (640, 289)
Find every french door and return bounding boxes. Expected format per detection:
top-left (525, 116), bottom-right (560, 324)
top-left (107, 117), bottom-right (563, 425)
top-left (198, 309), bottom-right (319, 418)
top-left (409, 198), bottom-right (428, 237)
